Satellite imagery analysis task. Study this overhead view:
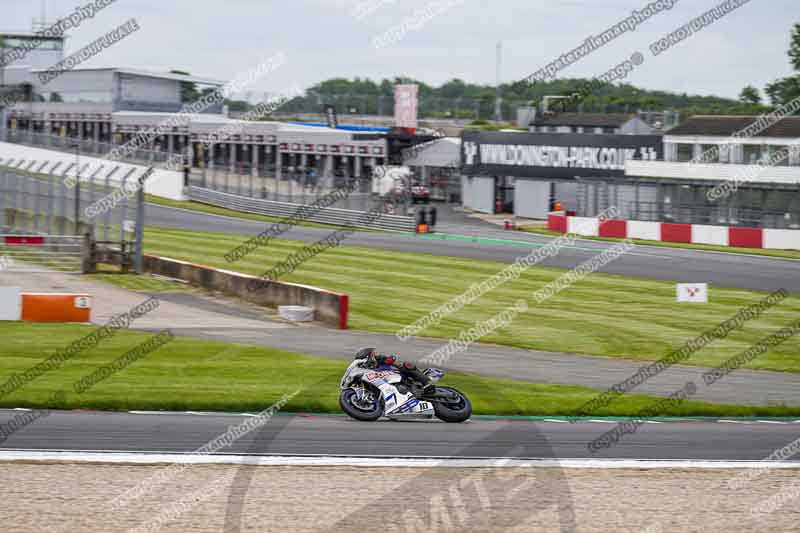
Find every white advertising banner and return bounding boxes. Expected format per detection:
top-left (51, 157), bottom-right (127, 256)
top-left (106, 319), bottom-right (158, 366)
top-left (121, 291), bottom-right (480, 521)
top-left (394, 84), bottom-right (419, 129)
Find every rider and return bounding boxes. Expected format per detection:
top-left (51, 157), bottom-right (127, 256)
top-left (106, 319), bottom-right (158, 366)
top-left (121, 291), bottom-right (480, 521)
top-left (356, 347), bottom-right (434, 393)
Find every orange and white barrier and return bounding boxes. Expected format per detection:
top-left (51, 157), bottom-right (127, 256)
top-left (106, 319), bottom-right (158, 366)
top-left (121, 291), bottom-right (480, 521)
top-left (0, 288), bottom-right (92, 322)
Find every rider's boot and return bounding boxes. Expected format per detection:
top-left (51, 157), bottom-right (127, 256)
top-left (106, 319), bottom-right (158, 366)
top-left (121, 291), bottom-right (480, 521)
top-left (401, 363), bottom-right (435, 394)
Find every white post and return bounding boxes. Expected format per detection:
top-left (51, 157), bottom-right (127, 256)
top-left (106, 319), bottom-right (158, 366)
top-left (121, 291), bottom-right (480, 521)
top-left (275, 146), bottom-right (282, 180)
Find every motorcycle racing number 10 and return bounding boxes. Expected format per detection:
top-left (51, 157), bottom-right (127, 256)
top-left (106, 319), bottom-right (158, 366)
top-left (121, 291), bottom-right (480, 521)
top-left (339, 355), bottom-right (472, 423)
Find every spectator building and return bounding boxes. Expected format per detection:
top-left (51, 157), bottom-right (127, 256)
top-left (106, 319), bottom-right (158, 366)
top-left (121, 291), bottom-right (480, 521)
top-left (1, 32), bottom-right (388, 183)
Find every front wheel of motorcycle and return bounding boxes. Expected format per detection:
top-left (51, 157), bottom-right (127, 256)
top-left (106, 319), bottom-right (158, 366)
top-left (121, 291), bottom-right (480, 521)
top-left (340, 387), bottom-right (384, 422)
top-left (431, 386), bottom-right (472, 423)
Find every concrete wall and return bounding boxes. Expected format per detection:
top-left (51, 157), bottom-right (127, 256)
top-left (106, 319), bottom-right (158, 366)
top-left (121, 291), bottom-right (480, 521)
top-left (101, 254), bottom-right (350, 329)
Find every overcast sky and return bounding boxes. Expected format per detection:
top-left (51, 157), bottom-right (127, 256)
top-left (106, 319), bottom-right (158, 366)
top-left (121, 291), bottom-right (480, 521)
top-left (3, 0), bottom-right (798, 100)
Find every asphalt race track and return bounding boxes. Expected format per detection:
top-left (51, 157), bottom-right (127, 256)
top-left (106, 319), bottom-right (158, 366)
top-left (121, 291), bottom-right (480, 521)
top-left (146, 203), bottom-right (800, 294)
top-left (3, 410), bottom-right (799, 461)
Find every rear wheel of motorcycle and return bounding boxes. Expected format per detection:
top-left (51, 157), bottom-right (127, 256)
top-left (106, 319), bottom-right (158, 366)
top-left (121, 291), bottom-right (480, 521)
top-left (432, 387), bottom-right (472, 423)
top-left (340, 388), bottom-right (383, 422)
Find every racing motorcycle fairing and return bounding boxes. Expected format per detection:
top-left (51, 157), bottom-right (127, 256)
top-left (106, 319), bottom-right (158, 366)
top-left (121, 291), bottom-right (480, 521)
top-left (341, 359), bottom-right (434, 419)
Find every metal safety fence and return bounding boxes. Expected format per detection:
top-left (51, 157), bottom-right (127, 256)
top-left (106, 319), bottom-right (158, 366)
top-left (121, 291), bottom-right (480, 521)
top-left (4, 130), bottom-right (172, 168)
top-left (0, 234), bottom-right (84, 273)
top-left (0, 163), bottom-right (146, 273)
top-left (187, 165), bottom-right (382, 213)
top-left (188, 186), bottom-right (416, 232)
top-left (575, 181), bottom-right (800, 230)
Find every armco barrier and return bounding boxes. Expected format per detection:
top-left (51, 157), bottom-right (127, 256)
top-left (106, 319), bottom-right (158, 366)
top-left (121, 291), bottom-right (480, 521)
top-left (96, 252), bottom-right (349, 329)
top-left (547, 213), bottom-right (800, 251)
top-left (188, 186), bottom-right (416, 232)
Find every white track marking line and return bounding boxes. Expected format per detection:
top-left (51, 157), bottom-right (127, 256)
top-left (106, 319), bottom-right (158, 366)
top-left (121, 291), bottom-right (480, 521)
top-left (127, 411), bottom-right (256, 417)
top-left (1, 450), bottom-right (800, 469)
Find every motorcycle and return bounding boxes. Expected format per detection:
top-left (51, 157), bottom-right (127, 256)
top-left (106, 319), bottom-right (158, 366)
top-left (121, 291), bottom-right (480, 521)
top-left (339, 354), bottom-right (472, 423)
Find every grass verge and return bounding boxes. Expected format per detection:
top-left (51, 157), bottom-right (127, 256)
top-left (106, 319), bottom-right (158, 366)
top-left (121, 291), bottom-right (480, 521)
top-left (518, 225), bottom-right (800, 260)
top-left (141, 225), bottom-right (800, 373)
top-left (1, 323), bottom-right (796, 416)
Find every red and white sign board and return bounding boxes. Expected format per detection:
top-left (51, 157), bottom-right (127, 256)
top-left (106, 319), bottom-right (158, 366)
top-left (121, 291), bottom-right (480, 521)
top-left (677, 283), bottom-right (708, 303)
top-left (394, 84), bottom-right (419, 129)
top-left (4, 236), bottom-right (44, 245)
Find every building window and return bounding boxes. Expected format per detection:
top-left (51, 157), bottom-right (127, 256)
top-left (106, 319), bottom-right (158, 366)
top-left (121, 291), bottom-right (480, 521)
top-left (769, 145), bottom-right (791, 166)
top-left (42, 91), bottom-right (113, 103)
top-left (676, 144), bottom-right (694, 162)
top-left (743, 144), bottom-right (765, 164)
top-left (2, 37), bottom-right (62, 50)
top-left (700, 145), bottom-right (719, 163)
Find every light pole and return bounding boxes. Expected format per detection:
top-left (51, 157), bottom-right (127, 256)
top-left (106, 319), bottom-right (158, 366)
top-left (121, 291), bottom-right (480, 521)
top-left (0, 36), bottom-right (7, 143)
top-left (72, 142), bottom-right (81, 234)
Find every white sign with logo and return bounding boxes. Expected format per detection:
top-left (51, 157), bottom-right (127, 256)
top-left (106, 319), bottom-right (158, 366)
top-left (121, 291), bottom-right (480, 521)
top-left (463, 142), bottom-right (658, 171)
top-left (74, 296), bottom-right (92, 309)
top-left (677, 283), bottom-right (708, 303)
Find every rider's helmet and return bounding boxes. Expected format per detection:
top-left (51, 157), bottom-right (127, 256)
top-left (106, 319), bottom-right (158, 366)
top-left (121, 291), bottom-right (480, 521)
top-left (355, 347), bottom-right (377, 363)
